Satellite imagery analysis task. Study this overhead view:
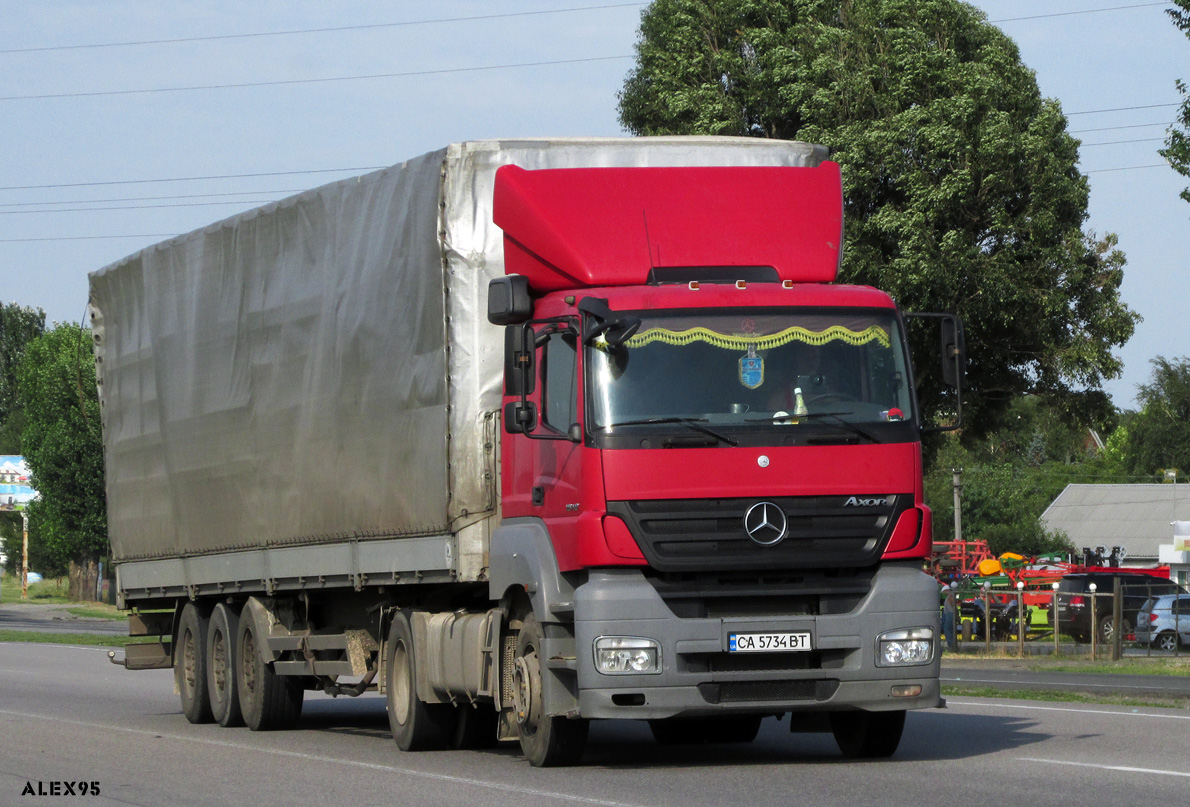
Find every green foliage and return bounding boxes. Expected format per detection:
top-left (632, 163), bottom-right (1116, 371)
top-left (1, 499), bottom-right (70, 579)
top-left (17, 325), bottom-right (108, 574)
top-left (619, 0), bottom-right (1138, 431)
top-left (1121, 356), bottom-right (1190, 476)
top-left (0, 302), bottom-right (47, 453)
top-left (926, 443), bottom-right (1076, 558)
top-left (923, 397), bottom-right (1121, 558)
top-left (1164, 1), bottom-right (1190, 205)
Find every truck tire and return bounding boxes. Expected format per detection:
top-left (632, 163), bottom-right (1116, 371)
top-left (648, 716), bottom-right (763, 745)
top-left (829, 710), bottom-right (905, 759)
top-left (176, 603), bottom-right (214, 724)
top-left (386, 610), bottom-right (454, 751)
top-left (206, 603), bottom-right (243, 727)
top-left (513, 614), bottom-right (588, 767)
top-left (236, 609), bottom-right (303, 730)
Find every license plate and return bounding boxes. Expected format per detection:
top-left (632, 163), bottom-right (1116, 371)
top-left (729, 632), bottom-right (812, 653)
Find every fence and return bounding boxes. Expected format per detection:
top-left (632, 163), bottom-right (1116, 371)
top-left (943, 577), bottom-right (1187, 660)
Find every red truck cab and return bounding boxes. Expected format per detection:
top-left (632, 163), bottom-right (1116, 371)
top-left (486, 160), bottom-right (960, 764)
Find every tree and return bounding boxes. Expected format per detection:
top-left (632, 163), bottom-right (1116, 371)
top-left (17, 325), bottom-right (107, 601)
top-left (618, 0), bottom-right (1138, 432)
top-left (1163, 1), bottom-right (1190, 205)
top-left (1, 499), bottom-right (70, 581)
top-left (1121, 356), bottom-right (1190, 477)
top-left (0, 302), bottom-right (46, 453)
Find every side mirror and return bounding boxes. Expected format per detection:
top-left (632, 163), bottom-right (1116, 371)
top-left (504, 401), bottom-right (538, 434)
top-left (567, 423), bottom-right (583, 443)
top-left (905, 311), bottom-right (965, 433)
top-left (504, 325), bottom-right (536, 397)
top-left (488, 276), bottom-right (532, 325)
top-left (940, 316), bottom-right (965, 390)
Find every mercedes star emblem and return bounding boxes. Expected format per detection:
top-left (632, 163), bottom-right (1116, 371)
top-left (744, 501), bottom-right (787, 546)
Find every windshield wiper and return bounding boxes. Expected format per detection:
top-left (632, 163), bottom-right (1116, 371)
top-left (745, 410), bottom-right (881, 443)
top-left (604, 416), bottom-right (739, 446)
top-left (798, 411), bottom-right (880, 443)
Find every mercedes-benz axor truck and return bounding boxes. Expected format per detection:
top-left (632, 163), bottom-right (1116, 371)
top-left (91, 137), bottom-right (963, 766)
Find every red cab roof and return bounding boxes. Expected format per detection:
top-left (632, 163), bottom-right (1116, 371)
top-left (493, 163), bottom-right (843, 291)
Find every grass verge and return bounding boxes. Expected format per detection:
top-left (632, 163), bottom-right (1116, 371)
top-left (1034, 660), bottom-right (1190, 676)
top-left (945, 653), bottom-right (1190, 675)
top-left (66, 605), bottom-right (125, 620)
top-left (943, 685), bottom-right (1190, 710)
top-left (0, 578), bottom-right (72, 605)
top-left (0, 629), bottom-right (138, 647)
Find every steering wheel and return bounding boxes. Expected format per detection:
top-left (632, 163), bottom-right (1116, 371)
top-left (807, 391), bottom-right (858, 406)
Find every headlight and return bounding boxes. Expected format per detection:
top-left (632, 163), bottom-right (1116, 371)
top-left (876, 627), bottom-right (934, 667)
top-left (593, 636), bottom-right (661, 675)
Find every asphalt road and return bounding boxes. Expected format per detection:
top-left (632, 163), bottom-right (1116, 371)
top-left (1, 643), bottom-right (1187, 807)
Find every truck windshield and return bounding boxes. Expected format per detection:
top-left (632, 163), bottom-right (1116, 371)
top-left (587, 309), bottom-right (914, 439)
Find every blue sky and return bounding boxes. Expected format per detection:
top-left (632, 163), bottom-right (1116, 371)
top-left (0, 1), bottom-right (1185, 409)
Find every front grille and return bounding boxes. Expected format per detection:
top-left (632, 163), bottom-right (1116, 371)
top-left (608, 495), bottom-right (909, 573)
top-left (698, 679), bottom-right (839, 704)
top-left (708, 652), bottom-right (820, 673)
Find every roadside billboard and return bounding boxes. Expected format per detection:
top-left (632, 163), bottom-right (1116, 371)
top-left (0, 455), bottom-right (37, 511)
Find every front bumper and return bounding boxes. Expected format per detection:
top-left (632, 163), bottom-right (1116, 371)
top-left (572, 563), bottom-right (942, 720)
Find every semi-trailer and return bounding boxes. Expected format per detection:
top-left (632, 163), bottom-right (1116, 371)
top-left (92, 137), bottom-right (963, 766)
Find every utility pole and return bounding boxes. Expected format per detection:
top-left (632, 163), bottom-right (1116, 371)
top-left (953, 468), bottom-right (963, 545)
top-left (21, 509), bottom-right (29, 599)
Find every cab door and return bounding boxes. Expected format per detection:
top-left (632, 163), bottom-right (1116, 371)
top-left (530, 324), bottom-right (585, 546)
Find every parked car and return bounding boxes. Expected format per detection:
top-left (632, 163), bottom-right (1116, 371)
top-left (1135, 594), bottom-right (1190, 651)
top-left (1053, 573), bottom-right (1187, 643)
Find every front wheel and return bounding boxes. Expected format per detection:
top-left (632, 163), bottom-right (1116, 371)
top-left (829, 710), bottom-right (905, 759)
top-left (513, 614), bottom-right (588, 767)
top-left (385, 610), bottom-right (455, 751)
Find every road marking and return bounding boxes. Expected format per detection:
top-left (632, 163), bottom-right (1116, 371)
top-left (947, 699), bottom-right (1190, 720)
top-left (0, 708), bottom-right (641, 807)
top-left (1018, 757), bottom-right (1190, 778)
top-left (943, 676), bottom-right (1186, 692)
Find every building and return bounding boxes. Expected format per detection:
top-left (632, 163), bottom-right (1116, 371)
top-left (1040, 484), bottom-right (1190, 569)
top-left (1160, 522), bottom-right (1190, 588)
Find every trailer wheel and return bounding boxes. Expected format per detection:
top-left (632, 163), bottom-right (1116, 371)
top-left (829, 710), bottom-right (905, 758)
top-left (236, 610), bottom-right (303, 730)
top-left (649, 715), bottom-right (762, 745)
top-left (385, 610), bottom-right (454, 751)
top-left (513, 614), bottom-right (588, 767)
top-left (207, 603), bottom-right (243, 727)
top-left (176, 603), bottom-right (214, 724)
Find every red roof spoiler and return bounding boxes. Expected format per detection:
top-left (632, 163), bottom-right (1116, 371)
top-left (493, 163), bottom-right (843, 291)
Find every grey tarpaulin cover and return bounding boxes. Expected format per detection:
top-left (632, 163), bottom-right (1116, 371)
top-left (90, 137), bottom-right (827, 564)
